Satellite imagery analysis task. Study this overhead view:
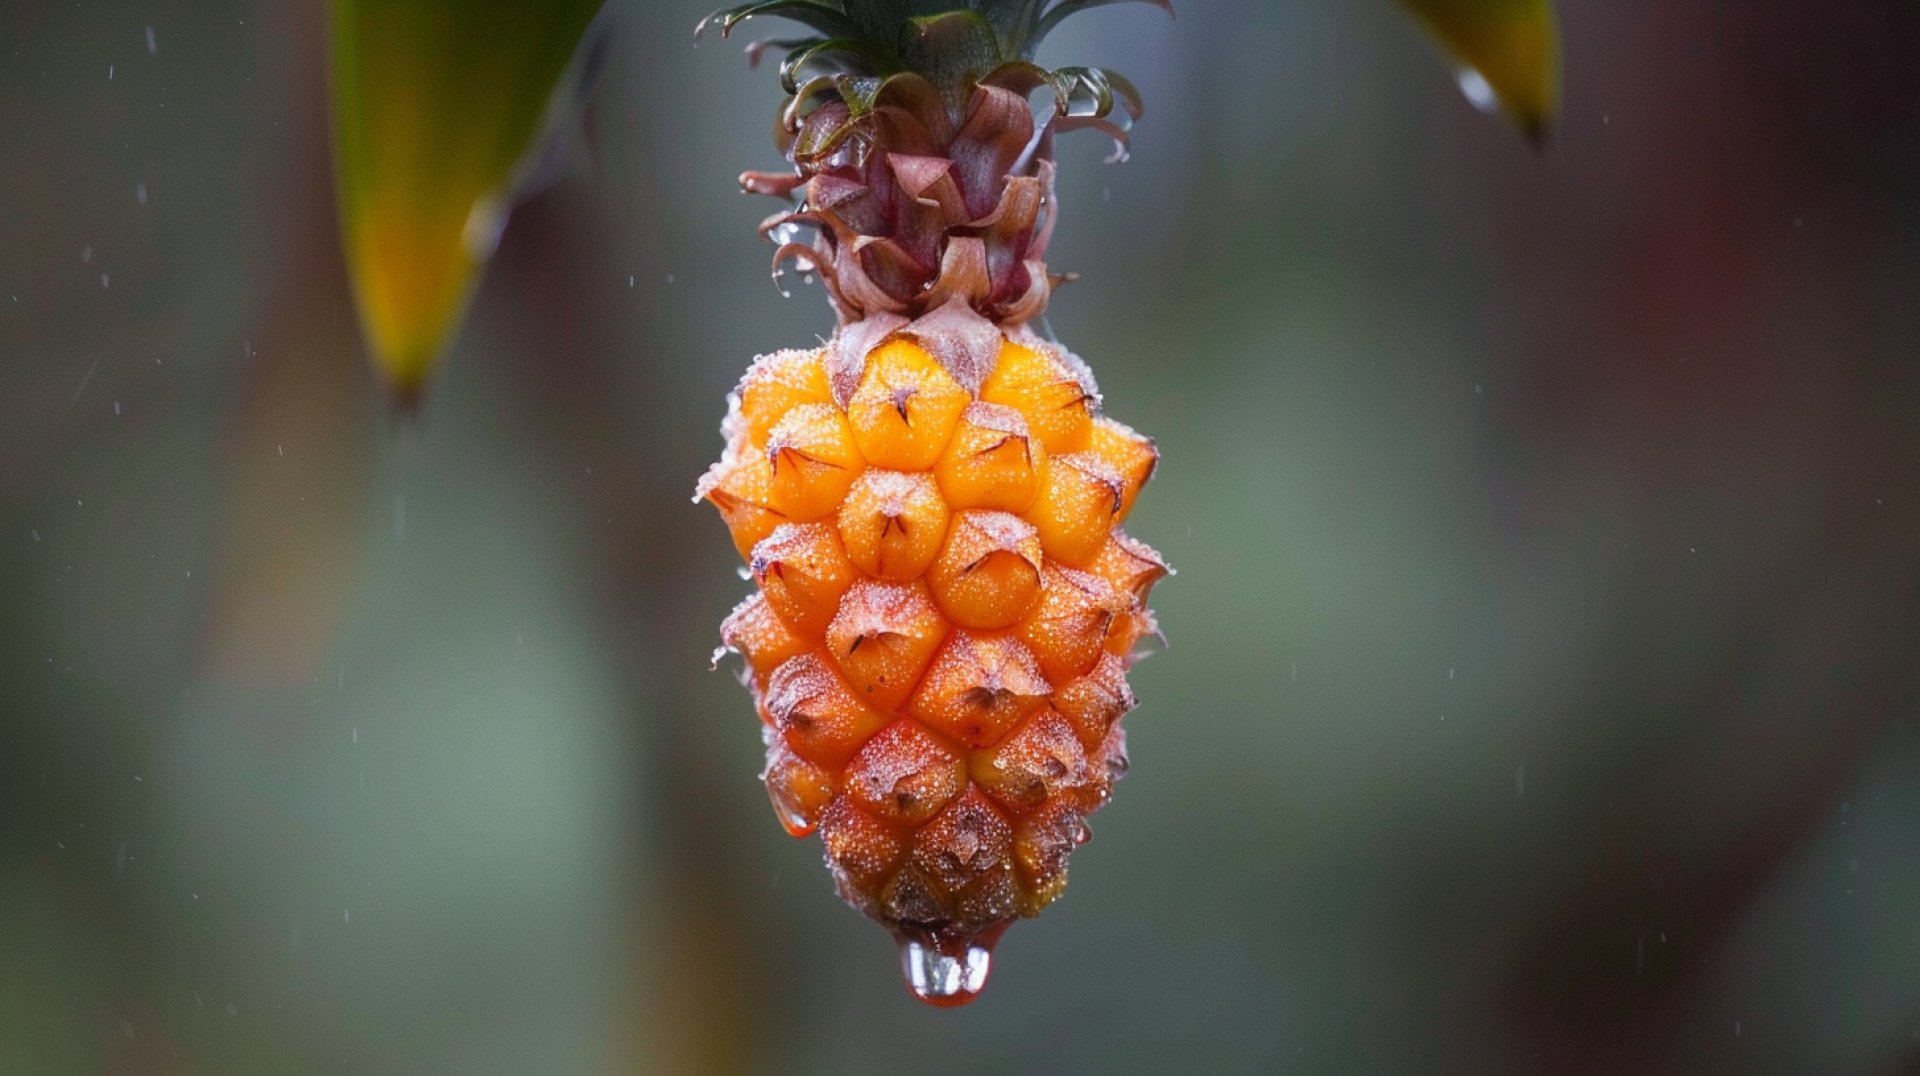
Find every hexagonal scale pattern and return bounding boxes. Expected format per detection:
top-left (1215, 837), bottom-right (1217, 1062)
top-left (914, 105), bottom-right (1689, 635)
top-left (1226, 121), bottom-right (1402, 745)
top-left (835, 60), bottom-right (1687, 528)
top-left (703, 335), bottom-right (1165, 951)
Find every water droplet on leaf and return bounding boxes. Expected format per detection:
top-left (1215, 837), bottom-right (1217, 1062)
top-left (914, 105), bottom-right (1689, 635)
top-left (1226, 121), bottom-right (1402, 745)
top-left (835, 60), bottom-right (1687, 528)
top-left (1456, 68), bottom-right (1499, 115)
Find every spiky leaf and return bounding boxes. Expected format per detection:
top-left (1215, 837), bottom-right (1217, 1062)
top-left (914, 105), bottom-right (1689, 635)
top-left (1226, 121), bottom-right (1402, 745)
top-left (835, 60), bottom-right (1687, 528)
top-left (330, 0), bottom-right (604, 406)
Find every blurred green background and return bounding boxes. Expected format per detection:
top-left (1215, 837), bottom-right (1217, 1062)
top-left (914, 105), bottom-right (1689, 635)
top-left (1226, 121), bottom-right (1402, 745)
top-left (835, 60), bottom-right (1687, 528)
top-left (4, 2), bottom-right (1919, 1073)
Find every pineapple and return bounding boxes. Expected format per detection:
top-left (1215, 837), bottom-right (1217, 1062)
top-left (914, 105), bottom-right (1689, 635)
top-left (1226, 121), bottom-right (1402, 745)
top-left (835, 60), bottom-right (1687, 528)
top-left (696, 0), bottom-right (1169, 1005)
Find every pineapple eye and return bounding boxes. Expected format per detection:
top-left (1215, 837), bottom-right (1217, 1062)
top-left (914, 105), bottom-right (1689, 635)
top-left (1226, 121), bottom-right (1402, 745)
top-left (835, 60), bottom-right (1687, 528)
top-left (910, 789), bottom-right (1013, 896)
top-left (934, 401), bottom-right (1046, 512)
top-left (765, 652), bottom-right (890, 769)
top-left (750, 522), bottom-right (857, 638)
top-left (837, 470), bottom-right (951, 580)
top-left (737, 347), bottom-right (833, 449)
top-left (1087, 529), bottom-right (1172, 603)
top-left (1050, 652), bottom-right (1137, 753)
top-left (819, 798), bottom-right (908, 898)
top-left (845, 340), bottom-right (970, 470)
top-left (719, 592), bottom-right (808, 688)
top-left (1024, 451), bottom-right (1126, 566)
top-left (968, 710), bottom-right (1088, 814)
top-left (979, 341), bottom-right (1096, 454)
top-left (1086, 415), bottom-right (1158, 520)
top-left (825, 580), bottom-right (948, 712)
top-left (698, 451), bottom-right (787, 561)
top-left (1016, 565), bottom-right (1129, 684)
top-left (763, 403), bottom-right (863, 521)
top-left (844, 718), bottom-right (967, 828)
top-left (926, 510), bottom-right (1044, 630)
top-left (1011, 795), bottom-right (1091, 916)
top-left (908, 632), bottom-right (1051, 749)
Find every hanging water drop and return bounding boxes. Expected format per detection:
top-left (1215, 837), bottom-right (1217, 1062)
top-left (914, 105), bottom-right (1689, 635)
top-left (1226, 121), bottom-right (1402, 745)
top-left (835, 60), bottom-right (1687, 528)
top-left (895, 927), bottom-right (1001, 1007)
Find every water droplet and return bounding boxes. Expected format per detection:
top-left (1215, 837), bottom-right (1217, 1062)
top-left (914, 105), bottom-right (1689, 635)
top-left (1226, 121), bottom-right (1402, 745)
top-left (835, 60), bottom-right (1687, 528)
top-left (764, 783), bottom-right (813, 837)
top-left (894, 933), bottom-right (990, 1006)
top-left (1455, 68), bottom-right (1499, 116)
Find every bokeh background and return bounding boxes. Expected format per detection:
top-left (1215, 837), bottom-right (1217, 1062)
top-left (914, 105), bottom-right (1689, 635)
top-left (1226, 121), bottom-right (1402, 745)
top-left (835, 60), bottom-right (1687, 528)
top-left (5, 2), bottom-right (1919, 1073)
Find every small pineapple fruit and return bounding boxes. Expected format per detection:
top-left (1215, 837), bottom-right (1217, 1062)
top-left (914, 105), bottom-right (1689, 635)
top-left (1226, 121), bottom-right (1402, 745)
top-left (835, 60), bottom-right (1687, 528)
top-left (698, 0), bottom-right (1170, 1005)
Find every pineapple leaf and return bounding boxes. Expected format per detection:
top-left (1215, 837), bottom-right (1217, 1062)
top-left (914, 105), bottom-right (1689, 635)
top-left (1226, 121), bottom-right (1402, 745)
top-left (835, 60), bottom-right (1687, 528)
top-left (330, 0), bottom-right (604, 406)
top-left (697, 1), bottom-right (860, 41)
top-left (1395, 0), bottom-right (1561, 138)
top-left (897, 12), bottom-right (1008, 105)
top-left (779, 37), bottom-right (899, 92)
top-left (1032, 0), bottom-right (1172, 46)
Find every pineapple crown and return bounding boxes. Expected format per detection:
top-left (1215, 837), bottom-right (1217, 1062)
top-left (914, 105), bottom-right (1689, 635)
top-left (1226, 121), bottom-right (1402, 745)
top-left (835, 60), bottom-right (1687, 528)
top-left (698, 1), bottom-right (1167, 348)
top-left (697, 1), bottom-right (1161, 144)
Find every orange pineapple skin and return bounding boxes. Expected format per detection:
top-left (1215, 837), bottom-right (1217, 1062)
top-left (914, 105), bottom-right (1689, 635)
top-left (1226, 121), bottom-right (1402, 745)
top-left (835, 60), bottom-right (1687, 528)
top-left (700, 334), bottom-right (1166, 952)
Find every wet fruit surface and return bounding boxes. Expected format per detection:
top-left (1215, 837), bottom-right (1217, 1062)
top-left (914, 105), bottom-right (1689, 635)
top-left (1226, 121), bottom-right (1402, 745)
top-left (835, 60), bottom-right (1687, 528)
top-left (704, 337), bottom-right (1165, 1004)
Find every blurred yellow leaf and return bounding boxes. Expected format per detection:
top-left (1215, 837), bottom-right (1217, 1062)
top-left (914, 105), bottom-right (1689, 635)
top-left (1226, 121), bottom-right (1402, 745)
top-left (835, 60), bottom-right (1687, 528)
top-left (1396, 0), bottom-right (1560, 139)
top-left (330, 0), bottom-right (604, 406)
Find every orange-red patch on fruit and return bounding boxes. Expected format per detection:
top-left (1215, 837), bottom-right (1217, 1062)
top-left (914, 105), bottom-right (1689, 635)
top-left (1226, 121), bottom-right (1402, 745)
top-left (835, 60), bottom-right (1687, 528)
top-left (908, 632), bottom-right (1052, 749)
top-left (846, 339), bottom-right (971, 470)
top-left (826, 580), bottom-right (949, 711)
top-left (838, 470), bottom-right (951, 580)
top-left (927, 511), bottom-right (1045, 630)
top-left (979, 341), bottom-right (1094, 454)
top-left (934, 401), bottom-right (1046, 512)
